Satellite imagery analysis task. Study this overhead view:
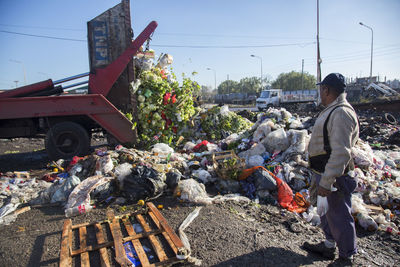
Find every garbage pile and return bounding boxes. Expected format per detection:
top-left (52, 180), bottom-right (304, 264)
top-left (0, 105), bottom-right (399, 237)
top-left (1, 47), bottom-right (399, 235)
top-left (357, 109), bottom-right (399, 149)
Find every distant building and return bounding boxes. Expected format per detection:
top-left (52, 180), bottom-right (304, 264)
top-left (355, 76), bottom-right (377, 85)
top-left (388, 79), bottom-right (400, 89)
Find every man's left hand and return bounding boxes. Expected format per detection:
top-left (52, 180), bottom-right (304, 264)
top-left (317, 186), bottom-right (331, 197)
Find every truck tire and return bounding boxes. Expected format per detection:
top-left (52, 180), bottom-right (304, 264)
top-left (45, 121), bottom-right (90, 159)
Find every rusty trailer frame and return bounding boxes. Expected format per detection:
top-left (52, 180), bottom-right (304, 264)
top-left (59, 202), bottom-right (187, 267)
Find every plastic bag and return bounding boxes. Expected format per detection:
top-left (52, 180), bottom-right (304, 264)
top-left (351, 141), bottom-right (374, 169)
top-left (252, 120), bottom-right (274, 142)
top-left (166, 170), bottom-right (182, 190)
top-left (178, 207), bottom-right (202, 265)
top-left (192, 169), bottom-right (214, 184)
top-left (65, 175), bottom-right (113, 210)
top-left (251, 168), bottom-right (277, 191)
top-left (121, 166), bottom-right (166, 203)
top-left (262, 128), bottom-right (289, 153)
top-left (289, 119), bottom-right (303, 129)
top-left (219, 105), bottom-right (230, 116)
top-left (317, 195), bottom-right (329, 217)
top-left (248, 155), bottom-right (264, 167)
top-left (114, 163), bottom-right (133, 189)
top-left (152, 143), bottom-right (174, 157)
top-left (238, 143), bottom-right (266, 161)
top-left (175, 179), bottom-right (213, 205)
top-left (96, 155), bottom-right (114, 175)
top-left (51, 175), bottom-right (81, 203)
top-left (357, 212), bottom-right (378, 231)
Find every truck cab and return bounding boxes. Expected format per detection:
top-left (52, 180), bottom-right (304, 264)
top-left (256, 89), bottom-right (282, 110)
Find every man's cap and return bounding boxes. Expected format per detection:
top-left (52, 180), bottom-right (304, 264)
top-left (317, 73), bottom-right (346, 90)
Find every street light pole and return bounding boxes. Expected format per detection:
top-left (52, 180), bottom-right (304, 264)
top-left (206, 67), bottom-right (217, 91)
top-left (359, 22), bottom-right (373, 83)
top-left (10, 59), bottom-right (27, 85)
top-left (251, 55), bottom-right (263, 90)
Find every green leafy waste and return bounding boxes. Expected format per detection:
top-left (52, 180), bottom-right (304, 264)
top-left (136, 68), bottom-right (200, 149)
top-left (200, 106), bottom-right (253, 140)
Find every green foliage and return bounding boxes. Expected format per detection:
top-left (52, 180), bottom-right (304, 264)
top-left (200, 106), bottom-right (253, 140)
top-left (218, 80), bottom-right (239, 94)
top-left (136, 68), bottom-right (198, 148)
top-left (271, 71), bottom-right (316, 91)
top-left (238, 76), bottom-right (260, 94)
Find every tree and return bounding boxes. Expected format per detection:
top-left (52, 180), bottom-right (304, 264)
top-left (217, 80), bottom-right (239, 94)
top-left (238, 76), bottom-right (260, 94)
top-left (272, 71), bottom-right (316, 91)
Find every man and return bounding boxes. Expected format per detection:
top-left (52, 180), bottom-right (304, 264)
top-left (303, 73), bottom-right (359, 264)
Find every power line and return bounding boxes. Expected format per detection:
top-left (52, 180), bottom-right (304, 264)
top-left (0, 30), bottom-right (86, 42)
top-left (0, 29), bottom-right (316, 48)
top-left (0, 23), bottom-right (84, 32)
top-left (151, 42), bottom-right (316, 49)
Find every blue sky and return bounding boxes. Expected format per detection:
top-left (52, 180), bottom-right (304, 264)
top-left (0, 0), bottom-right (399, 90)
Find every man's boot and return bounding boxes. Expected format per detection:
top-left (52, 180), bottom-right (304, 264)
top-left (303, 241), bottom-right (336, 260)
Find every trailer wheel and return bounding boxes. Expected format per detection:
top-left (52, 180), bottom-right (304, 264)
top-left (45, 122), bottom-right (90, 159)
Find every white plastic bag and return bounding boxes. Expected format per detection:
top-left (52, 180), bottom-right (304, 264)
top-left (262, 128), bottom-right (289, 153)
top-left (176, 179), bottom-right (213, 205)
top-left (65, 175), bottom-right (113, 210)
top-left (219, 105), bottom-right (230, 116)
top-left (248, 155), bottom-right (264, 167)
top-left (152, 143), bottom-right (174, 157)
top-left (252, 120), bottom-right (274, 142)
top-left (51, 175), bottom-right (81, 203)
top-left (114, 162), bottom-right (133, 189)
top-left (317, 195), bottom-right (329, 217)
top-left (192, 170), bottom-right (214, 184)
top-left (96, 155), bottom-right (114, 175)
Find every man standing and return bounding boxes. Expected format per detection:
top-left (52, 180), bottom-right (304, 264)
top-left (303, 73), bottom-right (359, 264)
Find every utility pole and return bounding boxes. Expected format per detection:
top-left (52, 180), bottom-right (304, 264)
top-left (316, 0), bottom-right (322, 85)
top-left (301, 59), bottom-right (304, 90)
top-left (250, 54), bottom-right (263, 92)
top-left (359, 22), bottom-right (373, 83)
top-left (206, 68), bottom-right (217, 92)
top-left (14, 80), bottom-right (19, 88)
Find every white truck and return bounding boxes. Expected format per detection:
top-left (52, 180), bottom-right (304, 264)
top-left (256, 89), bottom-right (318, 110)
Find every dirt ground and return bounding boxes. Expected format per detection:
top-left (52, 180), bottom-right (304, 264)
top-left (0, 138), bottom-right (399, 267)
top-left (0, 108), bottom-right (400, 266)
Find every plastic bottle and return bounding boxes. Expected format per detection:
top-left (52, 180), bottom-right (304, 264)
top-left (65, 204), bottom-right (93, 217)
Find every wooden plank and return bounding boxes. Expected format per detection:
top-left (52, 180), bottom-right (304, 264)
top-left (79, 226), bottom-right (90, 267)
top-left (71, 229), bottom-right (163, 256)
top-left (146, 202), bottom-right (185, 249)
top-left (136, 214), bottom-right (168, 262)
top-left (365, 204), bottom-right (384, 214)
top-left (148, 211), bottom-right (178, 254)
top-left (72, 212), bottom-right (144, 229)
top-left (95, 223), bottom-right (111, 267)
top-left (108, 216), bottom-right (133, 267)
top-left (59, 219), bottom-right (72, 267)
top-left (122, 217), bottom-right (152, 267)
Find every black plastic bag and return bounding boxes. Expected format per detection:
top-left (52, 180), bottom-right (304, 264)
top-left (251, 168), bottom-right (277, 192)
top-left (121, 165), bottom-right (166, 202)
top-left (90, 179), bottom-right (116, 203)
top-left (166, 171), bottom-right (181, 190)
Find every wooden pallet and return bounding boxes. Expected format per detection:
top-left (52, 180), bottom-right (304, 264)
top-left (59, 202), bottom-right (187, 267)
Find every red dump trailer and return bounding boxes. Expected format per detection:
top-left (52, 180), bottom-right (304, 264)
top-left (0, 1), bottom-right (157, 159)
